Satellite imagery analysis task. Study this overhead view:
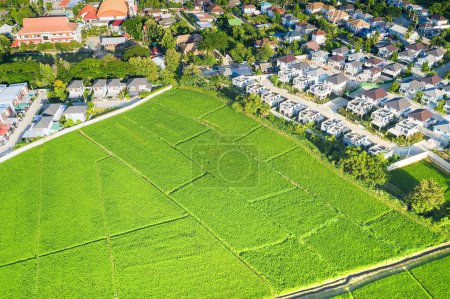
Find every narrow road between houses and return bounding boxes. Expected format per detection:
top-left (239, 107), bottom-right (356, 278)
top-left (277, 242), bottom-right (450, 299)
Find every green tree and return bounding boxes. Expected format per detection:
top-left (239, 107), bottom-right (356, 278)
top-left (53, 80), bottom-right (67, 100)
top-left (388, 81), bottom-right (400, 93)
top-left (199, 31), bottom-right (228, 51)
top-left (391, 51), bottom-right (398, 62)
top-left (129, 57), bottom-right (158, 81)
top-left (340, 147), bottom-right (388, 186)
top-left (0, 35), bottom-right (11, 61)
top-left (123, 16), bottom-right (143, 41)
top-left (123, 45), bottom-right (151, 60)
top-left (164, 48), bottom-right (181, 73)
top-left (255, 44), bottom-right (274, 62)
top-left (406, 179), bottom-right (446, 214)
top-left (160, 30), bottom-right (176, 51)
top-left (421, 61), bottom-right (430, 72)
top-left (35, 63), bottom-right (56, 88)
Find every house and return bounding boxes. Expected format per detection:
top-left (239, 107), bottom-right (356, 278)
top-left (100, 36), bottom-right (127, 51)
top-left (285, 30), bottom-right (302, 43)
top-left (297, 108), bottom-right (324, 124)
top-left (291, 61), bottom-right (311, 75)
top-left (255, 38), bottom-right (278, 49)
top-left (260, 2), bottom-right (272, 13)
top-left (243, 4), bottom-right (256, 15)
top-left (309, 83), bottom-right (332, 99)
top-left (311, 30), bottom-right (326, 45)
top-left (388, 119), bottom-right (420, 137)
top-left (430, 14), bottom-right (448, 26)
top-left (92, 79), bottom-right (108, 99)
top-left (276, 54), bottom-right (297, 70)
top-left (360, 67), bottom-right (382, 82)
top-left (279, 100), bottom-right (305, 117)
top-left (347, 98), bottom-right (373, 116)
top-left (267, 7), bottom-right (286, 18)
top-left (232, 76), bottom-right (254, 88)
top-left (370, 17), bottom-right (384, 27)
top-left (383, 97), bottom-right (411, 116)
top-left (261, 92), bottom-right (284, 107)
top-left (426, 48), bottom-right (446, 63)
top-left (304, 41), bottom-right (320, 52)
top-left (339, 4), bottom-right (355, 13)
top-left (364, 57), bottom-right (383, 68)
top-left (389, 23), bottom-right (418, 43)
top-left (405, 42), bottom-right (426, 56)
top-left (229, 0), bottom-right (241, 7)
top-left (207, 4), bottom-right (224, 15)
top-left (371, 108), bottom-right (396, 128)
top-left (23, 116), bottom-right (55, 138)
top-left (343, 131), bottom-right (372, 148)
top-left (326, 10), bottom-right (349, 24)
top-left (246, 83), bottom-right (267, 95)
top-left (305, 67), bottom-right (328, 82)
top-left (444, 100), bottom-right (450, 114)
top-left (296, 22), bottom-right (317, 35)
top-left (79, 4), bottom-right (98, 22)
top-left (176, 33), bottom-right (203, 55)
top-left (293, 76), bottom-right (312, 91)
top-left (346, 18), bottom-right (370, 32)
top-left (106, 79), bottom-right (124, 99)
top-left (324, 73), bottom-right (348, 93)
top-left (368, 144), bottom-right (394, 158)
top-left (361, 87), bottom-right (388, 105)
top-left (306, 2), bottom-right (335, 14)
top-left (282, 14), bottom-right (299, 27)
top-left (347, 52), bottom-right (366, 62)
top-left (408, 108), bottom-right (435, 127)
top-left (321, 119), bottom-right (349, 137)
top-left (97, 0), bottom-right (129, 20)
top-left (327, 55), bottom-right (346, 70)
top-left (382, 63), bottom-right (403, 78)
top-left (422, 88), bottom-right (445, 105)
top-left (415, 55), bottom-right (436, 69)
top-left (400, 80), bottom-right (425, 97)
top-left (420, 75), bottom-right (442, 89)
top-left (67, 80), bottom-right (84, 99)
top-left (63, 105), bottom-right (87, 123)
top-left (310, 50), bottom-right (329, 64)
top-left (0, 83), bottom-right (30, 110)
top-left (15, 16), bottom-right (81, 46)
top-left (378, 44), bottom-right (398, 58)
top-left (344, 60), bottom-right (363, 76)
top-left (42, 103), bottom-right (65, 121)
top-left (332, 46), bottom-right (349, 56)
top-left (126, 78), bottom-right (152, 98)
top-left (397, 49), bottom-right (416, 63)
top-left (433, 121), bottom-right (450, 139)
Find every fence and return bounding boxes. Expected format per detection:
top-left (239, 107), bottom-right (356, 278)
top-left (387, 150), bottom-right (450, 174)
top-left (0, 85), bottom-right (172, 165)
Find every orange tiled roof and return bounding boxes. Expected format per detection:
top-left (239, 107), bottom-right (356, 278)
top-left (18, 17), bottom-right (77, 34)
top-left (79, 4), bottom-right (98, 20)
top-left (97, 0), bottom-right (128, 18)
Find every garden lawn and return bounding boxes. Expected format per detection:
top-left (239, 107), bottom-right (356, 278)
top-left (170, 175), bottom-right (288, 251)
top-left (0, 148), bottom-right (42, 265)
top-left (0, 260), bottom-right (36, 298)
top-left (98, 157), bottom-right (185, 235)
top-left (351, 272), bottom-right (428, 299)
top-left (124, 102), bottom-right (208, 145)
top-left (35, 240), bottom-right (114, 298)
top-left (153, 88), bottom-right (224, 119)
top-left (242, 239), bottom-right (336, 292)
top-left (271, 148), bottom-right (390, 224)
top-left (38, 133), bottom-right (107, 254)
top-left (237, 126), bottom-right (298, 161)
top-left (411, 255), bottom-right (450, 298)
top-left (111, 216), bottom-right (271, 298)
top-left (389, 160), bottom-right (449, 200)
top-left (252, 188), bottom-right (338, 237)
top-left (82, 117), bottom-right (204, 192)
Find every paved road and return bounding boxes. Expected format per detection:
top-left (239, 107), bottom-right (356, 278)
top-left (256, 76), bottom-right (396, 148)
top-left (278, 241), bottom-right (450, 299)
top-left (0, 92), bottom-right (46, 155)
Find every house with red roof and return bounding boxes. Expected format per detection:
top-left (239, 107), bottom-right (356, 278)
top-left (79, 4), bottom-right (98, 22)
top-left (15, 17), bottom-right (81, 46)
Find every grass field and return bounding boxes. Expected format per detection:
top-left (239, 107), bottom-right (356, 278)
top-left (0, 88), bottom-right (447, 297)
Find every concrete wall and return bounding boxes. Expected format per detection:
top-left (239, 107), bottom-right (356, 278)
top-left (0, 85), bottom-right (172, 165)
top-left (387, 150), bottom-right (450, 174)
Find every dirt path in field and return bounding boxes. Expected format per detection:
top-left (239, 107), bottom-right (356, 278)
top-left (277, 241), bottom-right (450, 299)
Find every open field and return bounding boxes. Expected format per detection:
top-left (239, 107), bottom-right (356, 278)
top-left (0, 88), bottom-right (447, 297)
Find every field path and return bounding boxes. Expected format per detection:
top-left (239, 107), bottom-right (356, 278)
top-left (277, 241), bottom-right (450, 299)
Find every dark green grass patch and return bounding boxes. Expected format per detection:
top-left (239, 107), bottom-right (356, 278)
top-left (351, 271), bottom-right (428, 299)
top-left (271, 148), bottom-right (390, 224)
top-left (0, 260), bottom-right (36, 297)
top-left (306, 218), bottom-right (395, 273)
top-left (82, 117), bottom-right (204, 192)
top-left (200, 106), bottom-right (260, 138)
top-left (252, 188), bottom-right (338, 237)
top-left (171, 175), bottom-right (288, 251)
top-left (98, 158), bottom-right (185, 235)
top-left (153, 88), bottom-right (224, 119)
top-left (411, 255), bottom-right (450, 298)
top-left (242, 239), bottom-right (336, 292)
top-left (0, 148), bottom-right (42, 265)
top-left (111, 216), bottom-right (271, 298)
top-left (237, 126), bottom-right (298, 161)
top-left (36, 241), bottom-right (114, 298)
top-left (367, 212), bottom-right (442, 253)
top-left (38, 133), bottom-right (107, 254)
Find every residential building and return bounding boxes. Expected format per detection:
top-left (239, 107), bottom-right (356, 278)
top-left (364, 57), bottom-right (383, 68)
top-left (370, 108), bottom-right (396, 128)
top-left (255, 38), bottom-right (278, 49)
top-left (347, 52), bottom-right (366, 62)
top-left (361, 87), bottom-right (388, 105)
top-left (246, 83), bottom-right (267, 95)
top-left (378, 44), bottom-right (398, 58)
top-left (23, 116), bottom-right (56, 138)
top-left (327, 55), bottom-right (346, 70)
top-left (279, 100), bottom-right (305, 117)
top-left (297, 108), bottom-right (324, 124)
top-left (67, 80), bottom-right (84, 99)
top-left (422, 89), bottom-right (445, 104)
top-left (368, 144), bottom-right (393, 158)
top-left (267, 7), bottom-right (285, 18)
top-left (207, 4), bottom-right (224, 15)
top-left (382, 63), bottom-right (403, 78)
top-left (285, 30), bottom-right (303, 43)
top-left (309, 83), bottom-right (332, 99)
top-left (332, 46), bottom-right (349, 56)
top-left (126, 78), bottom-right (152, 98)
top-left (243, 4), bottom-right (257, 15)
top-left (282, 14), bottom-right (299, 27)
top-left (433, 121), bottom-right (450, 139)
top-left (420, 75), bottom-right (442, 89)
top-left (344, 60), bottom-right (363, 76)
top-left (261, 92), bottom-right (284, 107)
top-left (97, 0), bottom-right (129, 20)
top-left (63, 105), bottom-right (87, 123)
top-left (383, 97), bottom-right (411, 116)
top-left (360, 67), bottom-right (382, 82)
top-left (92, 79), bottom-right (108, 99)
top-left (101, 36), bottom-right (127, 51)
top-left (346, 18), bottom-right (370, 32)
top-left (430, 14), bottom-right (448, 26)
top-left (408, 108), bottom-right (435, 127)
top-left (260, 2), bottom-right (272, 13)
top-left (426, 48), bottom-right (446, 63)
top-left (296, 22), bottom-right (317, 35)
top-left (176, 33), bottom-right (203, 55)
top-left (79, 4), bottom-right (98, 22)
top-left (42, 103), bottom-right (65, 121)
top-left (343, 131), bottom-right (372, 148)
top-left (304, 41), bottom-right (320, 52)
top-left (0, 83), bottom-right (30, 110)
top-left (388, 119), bottom-right (419, 137)
top-left (311, 29), bottom-right (326, 45)
top-left (310, 50), bottom-right (329, 64)
top-left (400, 80), bottom-right (425, 97)
top-left (324, 73), bottom-right (348, 93)
top-left (306, 2), bottom-right (335, 14)
top-left (397, 49), bottom-right (416, 63)
top-left (347, 98), bottom-right (373, 116)
top-left (321, 118), bottom-right (349, 137)
top-left (405, 42), bottom-right (426, 55)
top-left (389, 23), bottom-right (418, 43)
top-left (232, 76), bottom-right (254, 88)
top-left (276, 54), bottom-right (297, 70)
top-left (15, 17), bottom-right (81, 46)
top-left (106, 79), bottom-right (124, 99)
top-left (326, 10), bottom-right (349, 24)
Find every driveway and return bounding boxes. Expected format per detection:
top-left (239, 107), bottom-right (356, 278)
top-left (0, 91), bottom-right (46, 156)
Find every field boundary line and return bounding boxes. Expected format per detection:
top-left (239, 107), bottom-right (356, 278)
top-left (248, 186), bottom-right (297, 204)
top-left (95, 161), bottom-right (119, 299)
top-left (265, 145), bottom-right (300, 163)
top-left (0, 85), bottom-right (173, 164)
top-left (276, 242), bottom-right (450, 299)
top-left (362, 210), bottom-right (395, 226)
top-left (195, 104), bottom-right (228, 120)
top-left (167, 172), bottom-right (209, 195)
top-left (33, 145), bottom-right (44, 295)
top-left (406, 269), bottom-right (433, 299)
top-left (233, 125), bottom-right (263, 142)
top-left (174, 129), bottom-right (211, 147)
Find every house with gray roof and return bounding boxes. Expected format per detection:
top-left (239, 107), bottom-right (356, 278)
top-left (63, 105), bottom-right (88, 123)
top-left (126, 78), bottom-right (152, 98)
top-left (106, 79), bottom-right (125, 99)
top-left (92, 79), bottom-right (108, 99)
top-left (324, 73), bottom-right (348, 93)
top-left (332, 46), bottom-right (349, 56)
top-left (67, 80), bottom-right (84, 99)
top-left (433, 121), bottom-right (450, 139)
top-left (383, 97), bottom-right (411, 116)
top-left (42, 103), bottom-right (65, 121)
top-left (382, 62), bottom-right (403, 78)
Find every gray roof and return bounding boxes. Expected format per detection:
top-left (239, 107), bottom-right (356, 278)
top-left (34, 116), bottom-right (53, 129)
top-left (107, 79), bottom-right (122, 88)
top-left (42, 104), bottom-right (62, 116)
top-left (291, 61), bottom-right (310, 71)
top-left (286, 30), bottom-right (302, 38)
top-left (385, 63), bottom-right (403, 71)
top-left (434, 121), bottom-right (450, 134)
top-left (100, 36), bottom-right (126, 45)
top-left (93, 79), bottom-right (107, 88)
top-left (64, 105), bottom-right (87, 115)
top-left (325, 73), bottom-right (348, 85)
top-left (333, 46), bottom-right (349, 55)
top-left (127, 77), bottom-right (150, 87)
top-left (311, 50), bottom-right (329, 58)
top-left (426, 48), bottom-right (445, 57)
top-left (68, 80), bottom-right (83, 89)
top-left (384, 97), bottom-right (411, 111)
top-left (408, 80), bottom-right (425, 90)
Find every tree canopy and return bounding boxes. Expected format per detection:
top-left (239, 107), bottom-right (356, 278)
top-left (406, 179), bottom-right (446, 215)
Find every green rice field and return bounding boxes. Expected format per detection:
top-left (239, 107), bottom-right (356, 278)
top-left (0, 88), bottom-right (447, 297)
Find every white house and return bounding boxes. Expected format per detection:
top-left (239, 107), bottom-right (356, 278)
top-left (261, 92), bottom-right (284, 107)
top-left (92, 79), bottom-right (108, 99)
top-left (63, 105), bottom-right (87, 123)
top-left (67, 80), bottom-right (84, 99)
top-left (279, 100), bottom-right (305, 117)
top-left (309, 83), bottom-right (332, 99)
top-left (311, 29), bottom-right (326, 45)
top-left (297, 108), bottom-right (324, 124)
top-left (324, 73), bottom-right (348, 94)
